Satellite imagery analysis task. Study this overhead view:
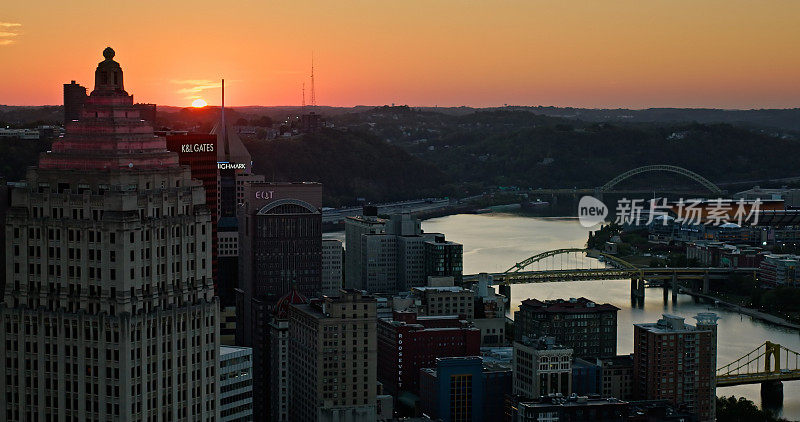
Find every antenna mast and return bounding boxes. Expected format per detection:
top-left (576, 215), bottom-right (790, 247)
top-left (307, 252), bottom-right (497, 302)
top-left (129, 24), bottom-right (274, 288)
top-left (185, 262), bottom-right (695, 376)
top-left (310, 53), bottom-right (316, 106)
top-left (302, 82), bottom-right (306, 108)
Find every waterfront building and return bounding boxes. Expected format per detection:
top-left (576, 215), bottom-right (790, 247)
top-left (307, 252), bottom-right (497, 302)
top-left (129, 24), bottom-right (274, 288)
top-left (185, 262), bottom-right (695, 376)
top-left (759, 253), bottom-right (800, 287)
top-left (288, 290), bottom-right (378, 421)
top-left (1, 48), bottom-right (219, 420)
top-left (322, 238), bottom-right (343, 296)
top-left (344, 207), bottom-right (386, 289)
top-left (512, 337), bottom-right (573, 399)
top-left (424, 234), bottom-right (463, 283)
top-left (633, 313), bottom-right (718, 422)
top-left (685, 240), bottom-right (765, 268)
top-left (219, 346), bottom-right (254, 422)
top-left (514, 297), bottom-right (618, 358)
top-left (345, 212), bottom-right (463, 293)
top-left (378, 310), bottom-right (480, 394)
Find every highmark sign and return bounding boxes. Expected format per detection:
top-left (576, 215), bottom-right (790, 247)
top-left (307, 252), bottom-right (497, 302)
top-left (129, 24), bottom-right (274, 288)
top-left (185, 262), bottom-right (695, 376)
top-left (217, 162), bottom-right (246, 170)
top-left (180, 143), bottom-right (215, 153)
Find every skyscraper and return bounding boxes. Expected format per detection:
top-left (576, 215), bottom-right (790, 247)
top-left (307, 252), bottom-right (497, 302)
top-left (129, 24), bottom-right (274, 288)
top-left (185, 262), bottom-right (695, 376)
top-left (236, 181), bottom-right (322, 421)
top-left (321, 238), bottom-right (343, 296)
top-left (1, 48), bottom-right (220, 421)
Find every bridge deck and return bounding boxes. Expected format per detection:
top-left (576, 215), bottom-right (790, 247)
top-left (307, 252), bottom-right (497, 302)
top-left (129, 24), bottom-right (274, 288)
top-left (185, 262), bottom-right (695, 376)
top-left (464, 267), bottom-right (758, 284)
top-left (717, 371), bottom-right (800, 387)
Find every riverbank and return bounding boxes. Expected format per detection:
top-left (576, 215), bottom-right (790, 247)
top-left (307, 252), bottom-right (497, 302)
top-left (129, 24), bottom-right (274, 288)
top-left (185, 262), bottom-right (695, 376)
top-left (682, 289), bottom-right (800, 331)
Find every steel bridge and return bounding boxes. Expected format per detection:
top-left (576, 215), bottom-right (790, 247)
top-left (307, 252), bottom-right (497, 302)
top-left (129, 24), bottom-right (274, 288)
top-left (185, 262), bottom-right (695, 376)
top-left (463, 248), bottom-right (757, 298)
top-left (600, 165), bottom-right (723, 194)
top-left (717, 341), bottom-right (800, 387)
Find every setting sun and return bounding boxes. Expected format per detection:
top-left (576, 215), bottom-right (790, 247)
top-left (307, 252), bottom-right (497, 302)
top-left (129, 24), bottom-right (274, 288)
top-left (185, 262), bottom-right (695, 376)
top-left (191, 99), bottom-right (207, 108)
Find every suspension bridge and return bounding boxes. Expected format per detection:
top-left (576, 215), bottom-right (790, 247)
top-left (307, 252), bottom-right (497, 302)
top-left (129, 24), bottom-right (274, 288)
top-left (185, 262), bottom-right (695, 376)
top-left (717, 341), bottom-right (800, 387)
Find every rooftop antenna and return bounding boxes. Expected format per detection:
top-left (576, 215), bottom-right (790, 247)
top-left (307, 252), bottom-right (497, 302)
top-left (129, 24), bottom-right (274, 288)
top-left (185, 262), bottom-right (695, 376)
top-left (302, 82), bottom-right (306, 109)
top-left (310, 53), bottom-right (316, 107)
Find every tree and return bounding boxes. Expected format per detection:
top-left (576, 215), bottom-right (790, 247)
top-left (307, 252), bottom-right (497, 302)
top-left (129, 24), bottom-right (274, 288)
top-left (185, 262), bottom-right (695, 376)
top-left (716, 396), bottom-right (785, 422)
top-left (252, 115), bottom-right (274, 127)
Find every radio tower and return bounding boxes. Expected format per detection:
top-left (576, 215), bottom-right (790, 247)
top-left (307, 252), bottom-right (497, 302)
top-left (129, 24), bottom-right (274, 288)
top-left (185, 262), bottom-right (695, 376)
top-left (302, 82), bottom-right (306, 108)
top-left (310, 53), bottom-right (316, 106)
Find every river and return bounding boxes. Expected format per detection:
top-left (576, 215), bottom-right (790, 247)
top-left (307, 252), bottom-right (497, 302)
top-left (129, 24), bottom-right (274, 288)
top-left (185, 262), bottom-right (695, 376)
top-left (327, 213), bottom-right (800, 418)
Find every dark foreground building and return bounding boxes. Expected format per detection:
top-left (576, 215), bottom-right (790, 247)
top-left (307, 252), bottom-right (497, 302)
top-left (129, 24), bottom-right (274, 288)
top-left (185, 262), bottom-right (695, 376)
top-left (2, 48), bottom-right (219, 421)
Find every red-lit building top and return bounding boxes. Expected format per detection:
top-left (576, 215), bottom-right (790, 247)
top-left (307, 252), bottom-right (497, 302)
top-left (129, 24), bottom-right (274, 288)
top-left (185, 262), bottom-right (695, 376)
top-left (40, 48), bottom-right (178, 171)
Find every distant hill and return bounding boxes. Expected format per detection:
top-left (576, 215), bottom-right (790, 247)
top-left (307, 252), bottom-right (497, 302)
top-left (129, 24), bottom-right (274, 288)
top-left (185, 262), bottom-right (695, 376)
top-left (243, 129), bottom-right (450, 206)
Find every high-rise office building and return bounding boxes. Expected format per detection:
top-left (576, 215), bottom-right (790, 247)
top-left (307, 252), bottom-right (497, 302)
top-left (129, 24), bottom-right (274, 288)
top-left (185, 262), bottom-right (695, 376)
top-left (514, 297), bottom-right (618, 358)
top-left (344, 208), bottom-right (386, 290)
top-left (346, 212), bottom-right (463, 294)
top-left (1, 48), bottom-right (219, 421)
top-left (237, 181), bottom-right (322, 421)
top-left (219, 346), bottom-right (254, 422)
top-left (322, 238), bottom-right (343, 296)
top-left (512, 337), bottom-right (573, 399)
top-left (424, 234), bottom-right (464, 283)
top-left (289, 290), bottom-right (378, 421)
top-left (633, 313), bottom-right (718, 422)
top-left (63, 80), bottom-right (87, 123)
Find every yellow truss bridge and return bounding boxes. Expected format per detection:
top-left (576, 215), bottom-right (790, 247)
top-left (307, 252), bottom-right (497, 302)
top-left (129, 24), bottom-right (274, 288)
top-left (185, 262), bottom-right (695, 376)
top-left (717, 341), bottom-right (800, 387)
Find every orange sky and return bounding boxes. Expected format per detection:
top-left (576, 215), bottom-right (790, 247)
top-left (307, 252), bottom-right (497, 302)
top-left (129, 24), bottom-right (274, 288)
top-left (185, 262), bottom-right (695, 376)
top-left (1, 0), bottom-right (799, 108)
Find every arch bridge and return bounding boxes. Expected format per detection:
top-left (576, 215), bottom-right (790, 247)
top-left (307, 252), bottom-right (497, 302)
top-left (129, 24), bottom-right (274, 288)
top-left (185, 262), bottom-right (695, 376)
top-left (600, 165), bottom-right (723, 194)
top-left (464, 248), bottom-right (757, 299)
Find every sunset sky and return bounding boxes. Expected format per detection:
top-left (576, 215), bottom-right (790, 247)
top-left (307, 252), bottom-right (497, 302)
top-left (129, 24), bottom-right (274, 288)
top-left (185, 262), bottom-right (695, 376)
top-left (1, 0), bottom-right (798, 108)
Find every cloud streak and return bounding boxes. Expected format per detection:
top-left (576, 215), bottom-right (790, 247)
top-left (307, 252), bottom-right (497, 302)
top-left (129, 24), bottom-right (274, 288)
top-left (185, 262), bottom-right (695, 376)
top-left (0, 22), bottom-right (21, 46)
top-left (172, 79), bottom-right (222, 99)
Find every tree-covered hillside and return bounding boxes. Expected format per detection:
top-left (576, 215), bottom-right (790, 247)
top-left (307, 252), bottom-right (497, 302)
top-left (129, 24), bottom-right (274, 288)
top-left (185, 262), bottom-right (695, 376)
top-left (244, 129), bottom-right (450, 206)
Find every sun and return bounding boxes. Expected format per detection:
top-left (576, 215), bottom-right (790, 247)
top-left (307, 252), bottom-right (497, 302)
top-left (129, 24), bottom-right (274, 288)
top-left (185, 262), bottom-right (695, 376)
top-left (191, 99), bottom-right (207, 108)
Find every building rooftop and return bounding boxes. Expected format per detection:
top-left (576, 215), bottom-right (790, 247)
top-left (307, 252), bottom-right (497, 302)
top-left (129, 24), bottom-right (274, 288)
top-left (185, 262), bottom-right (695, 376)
top-left (520, 297), bottom-right (619, 313)
top-left (411, 286), bottom-right (468, 293)
top-left (220, 345), bottom-right (252, 356)
top-left (518, 395), bottom-right (627, 408)
top-left (634, 313), bottom-right (716, 334)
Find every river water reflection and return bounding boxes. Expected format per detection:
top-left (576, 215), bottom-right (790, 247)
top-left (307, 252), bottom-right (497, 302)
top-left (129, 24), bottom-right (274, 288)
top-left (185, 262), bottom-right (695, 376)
top-left (420, 213), bottom-right (800, 419)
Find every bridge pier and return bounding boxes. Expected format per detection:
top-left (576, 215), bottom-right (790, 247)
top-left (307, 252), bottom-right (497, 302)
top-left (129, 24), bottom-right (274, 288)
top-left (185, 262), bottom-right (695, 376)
top-left (499, 284), bottom-right (511, 308)
top-left (671, 273), bottom-right (678, 301)
top-left (630, 276), bottom-right (645, 299)
top-left (703, 273), bottom-right (710, 294)
top-left (761, 380), bottom-right (784, 408)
